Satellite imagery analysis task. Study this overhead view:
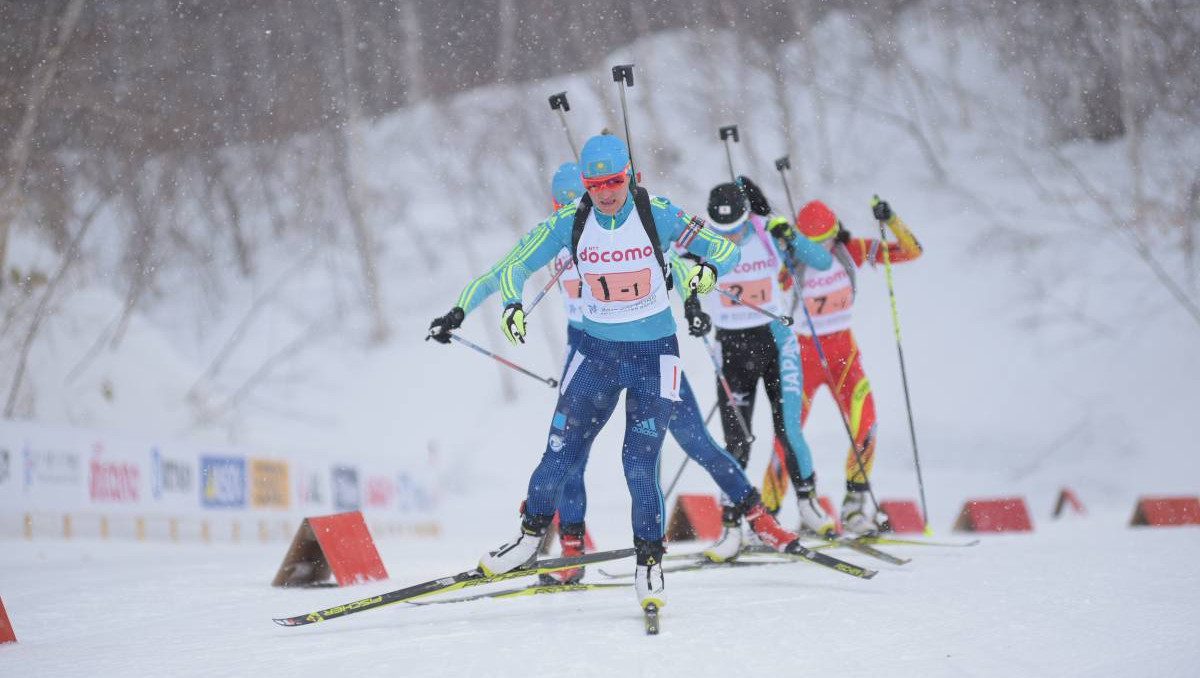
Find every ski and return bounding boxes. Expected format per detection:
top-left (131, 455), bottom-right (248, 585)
top-left (858, 536), bottom-right (980, 548)
top-left (599, 557), bottom-right (780, 579)
top-left (831, 537), bottom-right (911, 565)
top-left (787, 541), bottom-right (877, 579)
top-left (404, 582), bottom-right (630, 606)
top-left (643, 602), bottom-right (661, 635)
top-left (272, 547), bottom-right (635, 627)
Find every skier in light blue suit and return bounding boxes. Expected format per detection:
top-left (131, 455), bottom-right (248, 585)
top-left (428, 161), bottom-right (791, 587)
top-left (465, 135), bottom-right (807, 613)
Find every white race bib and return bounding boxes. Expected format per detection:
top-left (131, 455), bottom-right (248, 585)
top-left (575, 204), bottom-right (671, 324)
top-left (701, 216), bottom-right (787, 330)
top-left (553, 250), bottom-right (584, 324)
top-left (796, 254), bottom-right (854, 336)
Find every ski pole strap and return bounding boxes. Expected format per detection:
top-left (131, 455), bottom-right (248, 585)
top-left (714, 288), bottom-right (793, 326)
top-left (449, 333), bottom-right (558, 388)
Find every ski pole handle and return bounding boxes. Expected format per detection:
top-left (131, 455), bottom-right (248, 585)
top-left (714, 288), bottom-right (793, 326)
top-left (774, 156), bottom-right (799, 226)
top-left (719, 125), bottom-right (739, 183)
top-left (548, 91), bottom-right (580, 163)
top-left (449, 333), bottom-right (559, 388)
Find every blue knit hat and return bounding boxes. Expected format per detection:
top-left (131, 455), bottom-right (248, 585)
top-left (551, 162), bottom-right (584, 206)
top-left (579, 135), bottom-right (631, 179)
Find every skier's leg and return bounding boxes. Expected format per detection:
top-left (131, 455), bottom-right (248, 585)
top-left (481, 350), bottom-right (619, 575)
top-left (828, 331), bottom-right (880, 533)
top-left (767, 322), bottom-right (834, 536)
top-left (713, 329), bottom-right (761, 469)
top-left (761, 331), bottom-right (825, 511)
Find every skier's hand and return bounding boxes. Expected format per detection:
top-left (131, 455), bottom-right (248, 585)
top-left (684, 294), bottom-right (711, 337)
top-left (870, 195), bottom-right (893, 222)
top-left (686, 262), bottom-right (718, 295)
top-left (501, 303), bottom-right (526, 345)
top-left (738, 175), bottom-right (771, 216)
top-left (427, 307), bottom-right (465, 344)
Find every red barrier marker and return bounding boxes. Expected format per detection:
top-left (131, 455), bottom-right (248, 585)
top-left (953, 497), bottom-right (1033, 533)
top-left (666, 494), bottom-right (724, 542)
top-left (1052, 488), bottom-right (1086, 518)
top-left (879, 499), bottom-right (925, 533)
top-left (1130, 497), bottom-right (1200, 527)
top-left (272, 511), bottom-right (389, 587)
top-left (0, 597), bottom-right (16, 644)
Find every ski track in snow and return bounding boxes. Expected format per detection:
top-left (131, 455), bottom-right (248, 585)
top-left (2, 519), bottom-right (1198, 678)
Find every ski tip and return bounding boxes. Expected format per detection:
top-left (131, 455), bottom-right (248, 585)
top-left (643, 602), bottom-right (661, 636)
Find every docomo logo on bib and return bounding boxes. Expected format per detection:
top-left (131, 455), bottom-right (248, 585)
top-left (732, 256), bottom-right (778, 275)
top-left (805, 269), bottom-right (850, 289)
top-left (577, 244), bottom-right (655, 264)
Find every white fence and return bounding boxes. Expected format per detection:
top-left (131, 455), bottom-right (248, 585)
top-left (0, 420), bottom-right (440, 542)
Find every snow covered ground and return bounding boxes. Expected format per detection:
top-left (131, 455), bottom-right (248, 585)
top-left (4, 15), bottom-right (1200, 678)
top-left (2, 518), bottom-right (1198, 677)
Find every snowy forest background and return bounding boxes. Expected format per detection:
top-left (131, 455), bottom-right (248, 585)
top-left (1, 0), bottom-right (1199, 478)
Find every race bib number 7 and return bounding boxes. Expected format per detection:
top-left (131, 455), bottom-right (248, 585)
top-left (804, 287), bottom-right (853, 316)
top-left (584, 269), bottom-right (652, 302)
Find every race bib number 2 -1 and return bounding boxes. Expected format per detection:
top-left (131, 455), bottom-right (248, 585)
top-left (720, 278), bottom-right (773, 307)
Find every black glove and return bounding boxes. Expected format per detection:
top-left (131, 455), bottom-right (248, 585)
top-left (684, 294), bottom-right (712, 337)
top-left (766, 216), bottom-right (794, 241)
top-left (738, 175), bottom-right (771, 216)
top-left (427, 307), bottom-right (465, 344)
top-left (836, 224), bottom-right (852, 244)
top-left (871, 196), bottom-right (893, 222)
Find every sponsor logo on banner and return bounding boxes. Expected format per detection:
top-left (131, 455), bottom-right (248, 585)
top-left (395, 471), bottom-right (435, 514)
top-left (89, 444), bottom-right (141, 503)
top-left (201, 456), bottom-right (246, 508)
top-left (296, 468), bottom-right (325, 508)
top-left (332, 466), bottom-right (360, 510)
top-left (364, 476), bottom-right (394, 509)
top-left (250, 459), bottom-right (290, 509)
top-left (0, 448), bottom-right (9, 484)
top-left (23, 444), bottom-right (83, 488)
top-left (151, 448), bottom-right (193, 500)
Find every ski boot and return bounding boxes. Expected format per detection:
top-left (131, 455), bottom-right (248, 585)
top-left (796, 474), bottom-right (838, 538)
top-left (633, 537), bottom-right (666, 611)
top-left (479, 514), bottom-right (550, 576)
top-left (702, 505), bottom-right (743, 563)
top-left (841, 486), bottom-right (888, 535)
top-left (735, 490), bottom-right (802, 551)
top-left (544, 522), bottom-right (587, 584)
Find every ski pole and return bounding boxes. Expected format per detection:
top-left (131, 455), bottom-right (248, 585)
top-left (662, 400), bottom-right (720, 500)
top-left (611, 64), bottom-right (638, 184)
top-left (873, 194), bottom-right (930, 535)
top-left (774, 158), bottom-right (886, 529)
top-left (699, 334), bottom-right (754, 445)
top-left (774, 157), bottom-right (799, 226)
top-left (548, 92), bottom-right (580, 164)
top-left (448, 333), bottom-right (559, 388)
top-left (719, 125), bottom-right (739, 181)
top-left (525, 258), bottom-right (570, 317)
top-left (714, 288), bottom-right (793, 326)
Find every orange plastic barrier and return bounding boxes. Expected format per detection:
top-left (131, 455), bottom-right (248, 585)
top-left (953, 497), bottom-right (1033, 533)
top-left (1130, 497), bottom-right (1200, 527)
top-left (272, 511), bottom-right (388, 587)
top-left (879, 499), bottom-right (925, 533)
top-left (0, 597), bottom-right (16, 644)
top-left (666, 494), bottom-right (724, 542)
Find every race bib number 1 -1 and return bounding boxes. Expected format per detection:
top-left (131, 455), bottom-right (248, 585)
top-left (584, 269), bottom-right (652, 302)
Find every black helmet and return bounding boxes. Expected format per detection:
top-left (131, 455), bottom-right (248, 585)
top-left (706, 182), bottom-right (748, 234)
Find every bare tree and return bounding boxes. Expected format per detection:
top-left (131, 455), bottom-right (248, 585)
top-left (0, 0), bottom-right (87, 286)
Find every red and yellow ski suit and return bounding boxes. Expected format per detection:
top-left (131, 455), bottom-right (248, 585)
top-left (762, 213), bottom-right (922, 510)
